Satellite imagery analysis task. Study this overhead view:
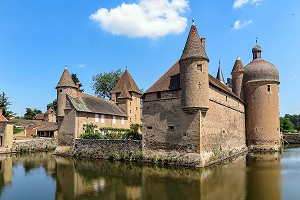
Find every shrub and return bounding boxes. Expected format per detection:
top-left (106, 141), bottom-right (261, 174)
top-left (80, 133), bottom-right (104, 139)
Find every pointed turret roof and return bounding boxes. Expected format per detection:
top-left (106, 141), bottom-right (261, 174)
top-left (111, 69), bottom-right (142, 95)
top-left (231, 56), bottom-right (244, 74)
top-left (118, 86), bottom-right (132, 99)
top-left (0, 109), bottom-right (8, 122)
top-left (216, 61), bottom-right (225, 84)
top-left (56, 68), bottom-right (77, 89)
top-left (180, 22), bottom-right (208, 61)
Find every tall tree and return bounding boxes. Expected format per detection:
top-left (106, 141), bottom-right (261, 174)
top-left (24, 108), bottom-right (42, 120)
top-left (71, 73), bottom-right (84, 92)
top-left (92, 69), bottom-right (123, 99)
top-left (280, 117), bottom-right (295, 133)
top-left (47, 99), bottom-right (58, 112)
top-left (0, 92), bottom-right (15, 119)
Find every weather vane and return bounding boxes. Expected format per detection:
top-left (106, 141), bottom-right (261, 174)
top-left (65, 64), bottom-right (68, 69)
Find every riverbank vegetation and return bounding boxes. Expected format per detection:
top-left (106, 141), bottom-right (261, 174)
top-left (280, 114), bottom-right (300, 133)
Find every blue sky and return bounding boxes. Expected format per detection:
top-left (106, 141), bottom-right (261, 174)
top-left (0, 0), bottom-right (299, 116)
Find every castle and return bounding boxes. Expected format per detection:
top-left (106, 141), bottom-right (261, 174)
top-left (142, 22), bottom-right (280, 166)
top-left (55, 67), bottom-right (142, 146)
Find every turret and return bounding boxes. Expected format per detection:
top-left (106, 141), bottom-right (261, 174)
top-left (216, 60), bottom-right (225, 84)
top-left (231, 56), bottom-right (244, 99)
top-left (56, 67), bottom-right (77, 118)
top-left (243, 44), bottom-right (280, 151)
top-left (179, 20), bottom-right (209, 114)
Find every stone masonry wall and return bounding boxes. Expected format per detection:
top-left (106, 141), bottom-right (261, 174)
top-left (73, 139), bottom-right (142, 159)
top-left (282, 134), bottom-right (300, 144)
top-left (11, 138), bottom-right (57, 152)
top-left (201, 86), bottom-right (247, 165)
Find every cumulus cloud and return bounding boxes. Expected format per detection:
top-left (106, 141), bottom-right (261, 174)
top-left (90, 0), bottom-right (189, 39)
top-left (233, 20), bottom-right (253, 30)
top-left (233, 0), bottom-right (263, 9)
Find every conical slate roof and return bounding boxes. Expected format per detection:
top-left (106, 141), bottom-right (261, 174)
top-left (216, 65), bottom-right (225, 84)
top-left (56, 68), bottom-right (77, 89)
top-left (111, 69), bottom-right (142, 95)
top-left (180, 23), bottom-right (208, 61)
top-left (231, 56), bottom-right (244, 74)
top-left (118, 86), bottom-right (132, 99)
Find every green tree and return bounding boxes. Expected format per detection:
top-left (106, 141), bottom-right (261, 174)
top-left (24, 108), bottom-right (42, 120)
top-left (47, 99), bottom-right (57, 112)
top-left (71, 73), bottom-right (84, 92)
top-left (280, 117), bottom-right (295, 133)
top-left (92, 69), bottom-right (123, 99)
top-left (0, 92), bottom-right (15, 119)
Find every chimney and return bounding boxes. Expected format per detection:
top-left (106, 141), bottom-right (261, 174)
top-left (201, 38), bottom-right (206, 49)
top-left (76, 82), bottom-right (80, 97)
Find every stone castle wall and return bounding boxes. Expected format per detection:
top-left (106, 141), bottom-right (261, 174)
top-left (201, 85), bottom-right (247, 164)
top-left (11, 138), bottom-right (57, 152)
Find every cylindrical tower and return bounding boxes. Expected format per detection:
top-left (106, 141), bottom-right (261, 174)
top-left (56, 68), bottom-right (78, 117)
top-left (243, 45), bottom-right (280, 151)
top-left (231, 56), bottom-right (244, 99)
top-left (179, 21), bottom-right (209, 114)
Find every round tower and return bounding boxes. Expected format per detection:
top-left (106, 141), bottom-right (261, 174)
top-left (243, 44), bottom-right (280, 151)
top-left (179, 21), bottom-right (209, 114)
top-left (231, 56), bottom-right (245, 99)
top-left (56, 68), bottom-right (78, 118)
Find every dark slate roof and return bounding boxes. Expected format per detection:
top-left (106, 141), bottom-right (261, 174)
top-left (244, 58), bottom-right (279, 83)
top-left (180, 23), bottom-right (208, 61)
top-left (145, 61), bottom-right (181, 93)
top-left (252, 44), bottom-right (262, 53)
top-left (231, 56), bottom-right (245, 74)
top-left (56, 68), bottom-right (77, 89)
top-left (111, 69), bottom-right (142, 95)
top-left (216, 66), bottom-right (225, 84)
top-left (118, 86), bottom-right (132, 99)
top-left (144, 61), bottom-right (242, 102)
top-left (68, 93), bottom-right (126, 117)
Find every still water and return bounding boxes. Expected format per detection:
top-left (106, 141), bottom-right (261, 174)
top-left (1, 146), bottom-right (300, 200)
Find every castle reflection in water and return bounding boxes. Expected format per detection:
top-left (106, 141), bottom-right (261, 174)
top-left (0, 150), bottom-right (289, 200)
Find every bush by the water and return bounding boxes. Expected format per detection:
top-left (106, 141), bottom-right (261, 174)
top-left (80, 129), bottom-right (142, 140)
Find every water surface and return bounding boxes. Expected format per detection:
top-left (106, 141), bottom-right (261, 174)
top-left (1, 146), bottom-right (300, 200)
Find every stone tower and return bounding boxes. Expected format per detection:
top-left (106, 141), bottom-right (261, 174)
top-left (56, 68), bottom-right (78, 119)
top-left (231, 56), bottom-right (245, 99)
top-left (111, 69), bottom-right (142, 125)
top-left (179, 21), bottom-right (209, 114)
top-left (243, 44), bottom-right (280, 151)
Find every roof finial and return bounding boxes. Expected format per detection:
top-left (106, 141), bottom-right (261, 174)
top-left (126, 66), bottom-right (128, 70)
top-left (256, 37), bottom-right (258, 45)
top-left (65, 64), bottom-right (68, 69)
top-left (192, 18), bottom-right (195, 25)
top-left (218, 59), bottom-right (221, 67)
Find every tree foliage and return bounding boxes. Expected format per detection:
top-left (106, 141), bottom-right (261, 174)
top-left (0, 92), bottom-right (15, 119)
top-left (280, 117), bottom-right (295, 133)
top-left (71, 73), bottom-right (84, 92)
top-left (47, 99), bottom-right (57, 112)
top-left (24, 108), bottom-right (42, 120)
top-left (281, 114), bottom-right (300, 133)
top-left (92, 69), bottom-right (123, 99)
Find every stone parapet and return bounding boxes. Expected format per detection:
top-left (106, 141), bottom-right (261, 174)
top-left (11, 138), bottom-right (57, 153)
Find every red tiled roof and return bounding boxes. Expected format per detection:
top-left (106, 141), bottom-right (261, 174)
top-left (231, 57), bottom-right (244, 74)
top-left (118, 86), bottom-right (132, 99)
top-left (0, 113), bottom-right (8, 122)
top-left (56, 68), bottom-right (77, 89)
top-left (111, 69), bottom-right (141, 95)
top-left (34, 114), bottom-right (45, 120)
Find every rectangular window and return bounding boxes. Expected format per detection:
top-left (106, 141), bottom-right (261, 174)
top-left (95, 114), bottom-right (99, 122)
top-left (121, 117), bottom-right (124, 125)
top-left (147, 126), bottom-right (153, 129)
top-left (113, 116), bottom-right (116, 124)
top-left (267, 85), bottom-right (271, 92)
top-left (197, 64), bottom-right (202, 71)
top-left (157, 92), bottom-right (161, 99)
top-left (101, 115), bottom-right (105, 123)
top-left (168, 126), bottom-right (175, 130)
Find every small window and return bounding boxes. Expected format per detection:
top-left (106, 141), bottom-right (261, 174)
top-left (130, 102), bottom-right (131, 106)
top-left (130, 110), bottom-right (131, 113)
top-left (101, 115), bottom-right (105, 123)
top-left (60, 89), bottom-right (63, 92)
top-left (267, 85), bottom-right (271, 92)
top-left (147, 126), bottom-right (153, 129)
top-left (168, 126), bottom-right (175, 130)
top-left (136, 107), bottom-right (138, 110)
top-left (113, 116), bottom-right (116, 124)
top-left (130, 118), bottom-right (132, 122)
top-left (197, 64), bottom-right (202, 71)
top-left (198, 82), bottom-right (201, 89)
top-left (121, 117), bottom-right (124, 125)
top-left (226, 96), bottom-right (228, 101)
top-left (95, 114), bottom-right (99, 123)
top-left (157, 92), bottom-right (162, 99)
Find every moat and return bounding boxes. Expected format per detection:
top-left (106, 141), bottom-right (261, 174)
top-left (1, 146), bottom-right (300, 200)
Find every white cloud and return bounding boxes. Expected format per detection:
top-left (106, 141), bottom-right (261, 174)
top-left (233, 19), bottom-right (253, 30)
top-left (76, 64), bottom-right (86, 68)
top-left (233, 0), bottom-right (263, 9)
top-left (90, 0), bottom-right (189, 39)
